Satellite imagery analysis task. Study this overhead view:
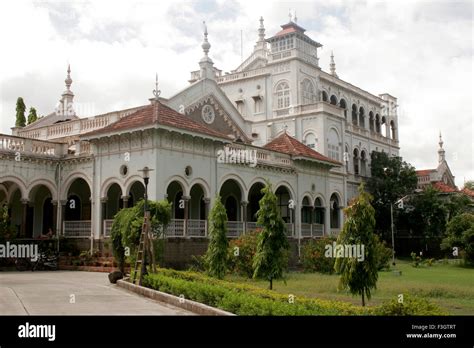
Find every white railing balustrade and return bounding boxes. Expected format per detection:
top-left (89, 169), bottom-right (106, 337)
top-left (165, 219), bottom-right (185, 237)
top-left (301, 223), bottom-right (312, 237)
top-left (103, 219), bottom-right (114, 237)
top-left (187, 219), bottom-right (207, 237)
top-left (226, 221), bottom-right (244, 238)
top-left (245, 222), bottom-right (260, 232)
top-left (312, 224), bottom-right (324, 237)
top-left (285, 223), bottom-right (294, 237)
top-left (63, 220), bottom-right (92, 238)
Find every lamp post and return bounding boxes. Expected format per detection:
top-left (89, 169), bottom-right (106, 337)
top-left (383, 167), bottom-right (396, 266)
top-left (138, 166), bottom-right (154, 281)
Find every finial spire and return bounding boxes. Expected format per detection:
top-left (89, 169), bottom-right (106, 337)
top-left (288, 9), bottom-right (293, 22)
top-left (330, 51), bottom-right (338, 78)
top-left (294, 10), bottom-right (297, 23)
top-left (65, 64), bottom-right (72, 91)
top-left (153, 73), bottom-right (161, 101)
top-left (201, 21), bottom-right (210, 57)
top-left (257, 16), bottom-right (266, 43)
top-left (438, 131), bottom-right (446, 163)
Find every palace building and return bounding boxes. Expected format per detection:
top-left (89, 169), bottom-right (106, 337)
top-left (0, 17), bottom-right (400, 255)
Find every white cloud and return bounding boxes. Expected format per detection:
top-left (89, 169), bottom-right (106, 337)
top-left (0, 0), bottom-right (472, 186)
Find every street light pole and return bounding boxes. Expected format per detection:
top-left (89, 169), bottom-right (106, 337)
top-left (138, 166), bottom-right (154, 281)
top-left (390, 202), bottom-right (395, 266)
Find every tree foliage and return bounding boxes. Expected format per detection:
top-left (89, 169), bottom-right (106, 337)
top-left (397, 186), bottom-right (448, 239)
top-left (110, 199), bottom-right (171, 273)
top-left (15, 97), bottom-right (26, 127)
top-left (27, 107), bottom-right (38, 125)
top-left (205, 195), bottom-right (229, 279)
top-left (464, 181), bottom-right (474, 190)
top-left (252, 180), bottom-right (290, 289)
top-left (0, 205), bottom-right (16, 243)
top-left (335, 184), bottom-right (378, 306)
top-left (366, 151), bottom-right (417, 232)
top-left (441, 213), bottom-right (474, 265)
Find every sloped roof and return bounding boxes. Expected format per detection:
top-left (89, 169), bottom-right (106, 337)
top-left (432, 181), bottom-right (458, 193)
top-left (21, 111), bottom-right (79, 131)
top-left (82, 102), bottom-right (231, 140)
top-left (263, 132), bottom-right (340, 165)
top-left (461, 187), bottom-right (474, 197)
top-left (416, 169), bottom-right (436, 176)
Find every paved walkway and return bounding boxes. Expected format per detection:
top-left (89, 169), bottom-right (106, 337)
top-left (0, 271), bottom-right (194, 315)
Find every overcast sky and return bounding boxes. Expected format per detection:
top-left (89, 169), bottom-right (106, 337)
top-left (0, 0), bottom-right (472, 187)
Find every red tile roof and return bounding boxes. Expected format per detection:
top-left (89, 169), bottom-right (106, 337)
top-left (274, 22), bottom-right (306, 36)
top-left (432, 181), bottom-right (458, 193)
top-left (461, 187), bottom-right (474, 197)
top-left (263, 132), bottom-right (340, 165)
top-left (416, 169), bottom-right (435, 176)
top-left (83, 102), bottom-right (231, 140)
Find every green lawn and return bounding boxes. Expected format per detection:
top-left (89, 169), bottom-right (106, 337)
top-left (225, 260), bottom-right (474, 315)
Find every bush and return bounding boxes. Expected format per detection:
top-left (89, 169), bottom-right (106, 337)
top-left (374, 235), bottom-right (392, 270)
top-left (143, 269), bottom-right (443, 316)
top-left (441, 213), bottom-right (474, 265)
top-left (411, 252), bottom-right (422, 267)
top-left (301, 236), bottom-right (337, 274)
top-left (374, 295), bottom-right (446, 315)
top-left (228, 230), bottom-right (260, 278)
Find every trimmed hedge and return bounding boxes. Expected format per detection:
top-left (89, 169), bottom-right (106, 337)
top-left (143, 268), bottom-right (445, 316)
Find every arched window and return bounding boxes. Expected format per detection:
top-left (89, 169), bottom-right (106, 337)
top-left (381, 116), bottom-right (387, 137)
top-left (360, 150), bottom-right (367, 176)
top-left (369, 111), bottom-right (375, 131)
top-left (275, 81), bottom-right (290, 109)
top-left (314, 198), bottom-right (325, 225)
top-left (339, 99), bottom-right (347, 119)
top-left (321, 90), bottom-right (328, 102)
top-left (375, 114), bottom-right (381, 133)
top-left (330, 95), bottom-right (337, 105)
top-left (344, 144), bottom-right (350, 172)
top-left (330, 194), bottom-right (340, 229)
top-left (304, 132), bottom-right (318, 149)
top-left (301, 79), bottom-right (316, 104)
top-left (352, 104), bottom-right (358, 125)
top-left (390, 120), bottom-right (396, 140)
top-left (353, 148), bottom-right (359, 175)
top-left (359, 107), bottom-right (365, 128)
top-left (328, 128), bottom-right (340, 161)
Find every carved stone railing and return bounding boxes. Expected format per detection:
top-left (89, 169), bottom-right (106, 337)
top-left (226, 221), bottom-right (244, 238)
top-left (217, 67), bottom-right (268, 84)
top-left (187, 219), bottom-right (207, 238)
top-left (219, 143), bottom-right (293, 169)
top-left (0, 134), bottom-right (67, 157)
top-left (63, 220), bottom-right (92, 238)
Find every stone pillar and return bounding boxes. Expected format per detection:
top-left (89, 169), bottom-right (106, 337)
top-left (52, 200), bottom-right (58, 235)
top-left (241, 200), bottom-right (248, 234)
top-left (58, 200), bottom-right (67, 236)
top-left (203, 198), bottom-right (210, 236)
top-left (20, 199), bottom-right (28, 238)
top-left (100, 198), bottom-right (107, 237)
top-left (182, 195), bottom-right (190, 236)
top-left (121, 195), bottom-right (129, 209)
top-left (324, 204), bottom-right (331, 236)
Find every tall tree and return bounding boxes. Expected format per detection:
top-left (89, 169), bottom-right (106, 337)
top-left (205, 194), bottom-right (229, 279)
top-left (366, 151), bottom-right (418, 233)
top-left (27, 107), bottom-right (38, 125)
top-left (15, 97), bottom-right (26, 127)
top-left (464, 181), bottom-right (474, 191)
top-left (253, 180), bottom-right (289, 290)
top-left (335, 184), bottom-right (378, 306)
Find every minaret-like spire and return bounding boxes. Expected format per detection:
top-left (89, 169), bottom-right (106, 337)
top-left (57, 64), bottom-right (75, 117)
top-left (153, 73), bottom-right (161, 101)
top-left (199, 21), bottom-right (215, 80)
top-left (438, 131), bottom-right (446, 163)
top-left (258, 16), bottom-right (265, 42)
top-left (330, 51), bottom-right (338, 78)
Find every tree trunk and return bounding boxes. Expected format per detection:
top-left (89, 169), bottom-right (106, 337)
top-left (269, 278), bottom-right (273, 290)
top-left (362, 292), bottom-right (365, 306)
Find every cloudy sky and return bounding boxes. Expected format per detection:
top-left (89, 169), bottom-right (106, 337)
top-left (0, 0), bottom-right (472, 186)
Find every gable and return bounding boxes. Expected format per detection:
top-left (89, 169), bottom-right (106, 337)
top-left (436, 161), bottom-right (456, 187)
top-left (185, 96), bottom-right (250, 143)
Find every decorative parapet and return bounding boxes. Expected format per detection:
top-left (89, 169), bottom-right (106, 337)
top-left (0, 134), bottom-right (68, 157)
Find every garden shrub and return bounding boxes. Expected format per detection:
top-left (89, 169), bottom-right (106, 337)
top-left (374, 295), bottom-right (446, 315)
top-left (374, 235), bottom-right (392, 270)
top-left (301, 236), bottom-right (337, 274)
top-left (227, 229), bottom-right (260, 278)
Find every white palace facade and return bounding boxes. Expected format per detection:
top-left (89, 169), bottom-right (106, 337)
top-left (0, 17), bottom-right (399, 248)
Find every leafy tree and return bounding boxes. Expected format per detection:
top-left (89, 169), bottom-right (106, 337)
top-left (464, 181), bottom-right (474, 190)
top-left (27, 107), bottom-right (38, 125)
top-left (0, 205), bottom-right (16, 243)
top-left (204, 195), bottom-right (229, 279)
top-left (15, 97), bottom-right (26, 127)
top-left (445, 194), bottom-right (472, 221)
top-left (253, 180), bottom-right (290, 290)
top-left (397, 186), bottom-right (448, 239)
top-left (366, 151), bottom-right (417, 233)
top-left (111, 199), bottom-right (171, 273)
top-left (335, 184), bottom-right (378, 306)
top-left (441, 213), bottom-right (474, 265)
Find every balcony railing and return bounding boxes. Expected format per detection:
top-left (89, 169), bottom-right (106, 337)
top-left (187, 219), bottom-right (207, 238)
top-left (103, 219), bottom-right (114, 237)
top-left (63, 220), bottom-right (91, 238)
top-left (0, 134), bottom-right (67, 157)
top-left (226, 221), bottom-right (244, 238)
top-left (165, 219), bottom-right (185, 237)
